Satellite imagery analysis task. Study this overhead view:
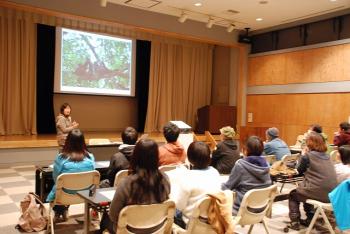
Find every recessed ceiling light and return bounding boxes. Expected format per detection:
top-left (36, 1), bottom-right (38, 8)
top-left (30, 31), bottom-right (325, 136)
top-left (256, 18), bottom-right (263, 21)
top-left (330, 0), bottom-right (337, 2)
top-left (194, 2), bottom-right (202, 6)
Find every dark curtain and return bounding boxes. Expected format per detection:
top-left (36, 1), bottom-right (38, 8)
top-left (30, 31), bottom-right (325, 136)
top-left (136, 40), bottom-right (151, 133)
top-left (36, 24), bottom-right (56, 134)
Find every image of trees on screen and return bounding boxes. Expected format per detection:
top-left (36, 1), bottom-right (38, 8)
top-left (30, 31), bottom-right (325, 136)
top-left (56, 28), bottom-right (135, 96)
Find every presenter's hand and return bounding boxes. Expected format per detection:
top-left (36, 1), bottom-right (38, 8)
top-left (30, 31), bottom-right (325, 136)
top-left (72, 121), bottom-right (79, 128)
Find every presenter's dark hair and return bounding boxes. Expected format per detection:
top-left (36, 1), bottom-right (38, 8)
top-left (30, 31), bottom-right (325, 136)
top-left (246, 136), bottom-right (264, 156)
top-left (129, 139), bottom-right (169, 204)
top-left (62, 129), bottom-right (89, 161)
top-left (339, 122), bottom-right (350, 131)
top-left (187, 141), bottom-right (211, 169)
top-left (60, 103), bottom-right (71, 114)
top-left (338, 145), bottom-right (350, 165)
top-left (121, 127), bottom-right (138, 145)
top-left (163, 122), bottom-right (180, 143)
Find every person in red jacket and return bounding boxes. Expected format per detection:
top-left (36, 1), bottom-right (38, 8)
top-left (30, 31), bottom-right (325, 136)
top-left (333, 122), bottom-right (350, 147)
top-left (159, 122), bottom-right (186, 166)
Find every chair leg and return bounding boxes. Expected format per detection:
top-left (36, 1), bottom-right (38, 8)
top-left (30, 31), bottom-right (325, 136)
top-left (320, 209), bottom-right (335, 234)
top-left (262, 218), bottom-right (270, 234)
top-left (305, 207), bottom-right (321, 234)
top-left (248, 224), bottom-right (254, 234)
top-left (280, 183), bottom-right (285, 193)
top-left (47, 206), bottom-right (55, 234)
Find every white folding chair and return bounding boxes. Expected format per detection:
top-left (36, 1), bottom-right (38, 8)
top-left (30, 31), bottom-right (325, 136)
top-left (116, 200), bottom-right (175, 234)
top-left (172, 196), bottom-right (217, 234)
top-left (47, 170), bottom-right (100, 234)
top-left (113, 169), bottom-right (129, 187)
top-left (233, 184), bottom-right (278, 234)
top-left (305, 199), bottom-right (335, 234)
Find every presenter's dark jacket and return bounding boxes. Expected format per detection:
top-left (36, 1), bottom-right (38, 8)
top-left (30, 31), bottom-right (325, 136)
top-left (211, 140), bottom-right (240, 174)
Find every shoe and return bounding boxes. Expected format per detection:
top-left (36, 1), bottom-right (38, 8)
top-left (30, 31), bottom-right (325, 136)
top-left (300, 218), bottom-right (311, 227)
top-left (53, 213), bottom-right (62, 223)
top-left (289, 221), bottom-right (300, 230)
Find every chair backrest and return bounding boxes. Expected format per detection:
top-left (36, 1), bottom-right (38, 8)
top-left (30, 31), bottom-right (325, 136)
top-left (113, 169), bottom-right (129, 187)
top-left (329, 150), bottom-right (340, 163)
top-left (88, 138), bottom-right (110, 145)
top-left (295, 135), bottom-right (304, 147)
top-left (159, 164), bottom-right (178, 173)
top-left (55, 170), bottom-right (100, 205)
top-left (185, 196), bottom-right (217, 234)
top-left (281, 153), bottom-right (300, 167)
top-left (116, 200), bottom-right (175, 234)
top-left (263, 155), bottom-right (276, 165)
top-left (236, 184), bottom-right (278, 226)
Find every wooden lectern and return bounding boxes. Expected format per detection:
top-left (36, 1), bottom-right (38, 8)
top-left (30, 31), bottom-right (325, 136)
top-left (196, 105), bottom-right (236, 134)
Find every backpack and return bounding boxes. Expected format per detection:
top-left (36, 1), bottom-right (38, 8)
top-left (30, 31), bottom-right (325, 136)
top-left (16, 192), bottom-right (48, 232)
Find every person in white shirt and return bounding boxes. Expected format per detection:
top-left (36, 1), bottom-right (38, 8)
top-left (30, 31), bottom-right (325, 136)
top-left (170, 141), bottom-right (222, 228)
top-left (334, 145), bottom-right (350, 183)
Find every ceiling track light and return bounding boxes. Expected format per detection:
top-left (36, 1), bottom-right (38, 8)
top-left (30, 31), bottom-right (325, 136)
top-left (227, 24), bottom-right (235, 33)
top-left (100, 0), bottom-right (108, 7)
top-left (206, 17), bottom-right (214, 28)
top-left (178, 12), bottom-right (188, 23)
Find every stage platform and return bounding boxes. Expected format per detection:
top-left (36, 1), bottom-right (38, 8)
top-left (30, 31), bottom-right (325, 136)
top-left (0, 132), bottom-right (165, 166)
top-left (0, 131), bottom-right (166, 149)
top-left (0, 131), bottom-right (220, 167)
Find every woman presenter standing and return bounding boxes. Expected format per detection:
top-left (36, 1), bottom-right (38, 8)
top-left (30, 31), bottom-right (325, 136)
top-left (56, 103), bottom-right (79, 147)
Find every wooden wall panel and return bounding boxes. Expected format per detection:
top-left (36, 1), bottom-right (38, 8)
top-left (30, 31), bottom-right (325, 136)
top-left (246, 93), bottom-right (350, 145)
top-left (248, 43), bottom-right (350, 86)
top-left (343, 43), bottom-right (350, 80)
top-left (248, 54), bottom-right (286, 86)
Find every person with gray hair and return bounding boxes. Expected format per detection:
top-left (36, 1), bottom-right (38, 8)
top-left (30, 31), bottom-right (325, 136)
top-left (263, 127), bottom-right (291, 161)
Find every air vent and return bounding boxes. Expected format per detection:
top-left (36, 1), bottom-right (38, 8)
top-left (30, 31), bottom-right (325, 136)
top-left (124, 0), bottom-right (161, 8)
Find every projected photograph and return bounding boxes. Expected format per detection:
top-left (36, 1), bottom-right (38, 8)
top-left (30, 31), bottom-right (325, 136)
top-left (60, 28), bottom-right (133, 96)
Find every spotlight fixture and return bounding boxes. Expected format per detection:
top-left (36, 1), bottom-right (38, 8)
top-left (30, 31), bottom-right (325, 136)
top-left (256, 18), bottom-right (263, 21)
top-left (194, 2), bottom-right (202, 6)
top-left (100, 0), bottom-right (108, 7)
top-left (178, 12), bottom-right (188, 23)
top-left (227, 24), bottom-right (235, 33)
top-left (206, 18), bottom-right (214, 28)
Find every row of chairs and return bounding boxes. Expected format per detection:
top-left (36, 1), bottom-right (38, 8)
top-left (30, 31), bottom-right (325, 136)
top-left (47, 169), bottom-right (279, 234)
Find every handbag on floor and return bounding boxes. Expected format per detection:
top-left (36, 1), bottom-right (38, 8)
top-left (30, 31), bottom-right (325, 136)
top-left (16, 192), bottom-right (48, 232)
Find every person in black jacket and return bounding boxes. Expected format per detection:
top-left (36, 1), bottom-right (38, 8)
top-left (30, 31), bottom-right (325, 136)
top-left (211, 126), bottom-right (240, 174)
top-left (102, 127), bottom-right (138, 187)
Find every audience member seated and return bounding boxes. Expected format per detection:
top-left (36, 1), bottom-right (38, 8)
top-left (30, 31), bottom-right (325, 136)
top-left (222, 136), bottom-right (271, 215)
top-left (210, 126), bottom-right (240, 174)
top-left (101, 127), bottom-right (138, 187)
top-left (98, 139), bottom-right (170, 233)
top-left (263, 127), bottom-right (291, 161)
top-left (159, 122), bottom-right (186, 166)
top-left (333, 122), bottom-right (350, 147)
top-left (288, 132), bottom-right (337, 229)
top-left (46, 129), bottom-right (95, 221)
top-left (298, 124), bottom-right (328, 148)
top-left (334, 145), bottom-right (350, 183)
top-left (171, 141), bottom-right (221, 228)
